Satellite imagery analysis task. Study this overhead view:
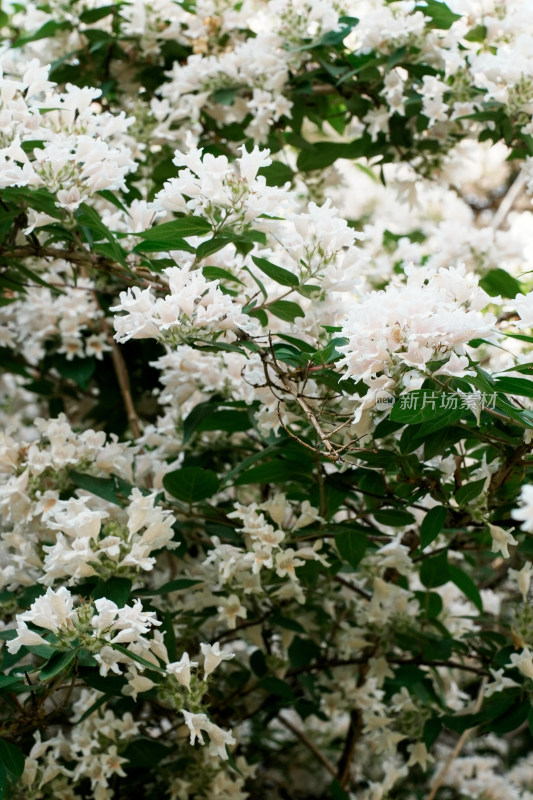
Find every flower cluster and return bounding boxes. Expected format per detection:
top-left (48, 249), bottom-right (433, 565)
top-left (4, 2), bottom-right (533, 800)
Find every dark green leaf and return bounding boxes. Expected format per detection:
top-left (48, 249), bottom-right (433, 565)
top-left (335, 529), bottom-right (367, 569)
top-left (91, 577), bottom-right (132, 606)
top-left (69, 470), bottom-right (121, 505)
top-left (258, 161), bottom-right (294, 186)
top-left (494, 376), bottom-right (533, 398)
top-left (233, 459), bottom-right (312, 486)
top-left (202, 266), bottom-right (243, 284)
top-left (297, 136), bottom-right (371, 171)
top-left (252, 256), bottom-right (299, 287)
top-left (250, 649), bottom-right (268, 677)
top-left (455, 479), bottom-right (486, 506)
top-left (163, 466), bottom-right (220, 503)
top-left (373, 509), bottom-right (416, 527)
top-left (420, 550), bottom-right (449, 588)
top-left (0, 740), bottom-right (24, 778)
top-left (420, 506), bottom-right (447, 549)
top-left (79, 4), bottom-right (116, 22)
top-left (50, 355), bottom-right (95, 389)
top-left (390, 390), bottom-right (459, 425)
top-left (139, 578), bottom-right (203, 596)
top-left (259, 676), bottom-right (295, 700)
top-left (268, 300), bottom-right (305, 322)
top-left (423, 717), bottom-right (442, 748)
top-left (288, 637), bottom-right (321, 668)
top-left (110, 643), bottom-right (165, 673)
top-left (479, 268), bottom-right (522, 298)
top-left (448, 565), bottom-right (483, 611)
top-left (270, 611), bottom-right (306, 633)
top-left (138, 216), bottom-right (211, 241)
top-left (122, 738), bottom-right (171, 767)
top-left (417, 0), bottom-right (461, 28)
top-left (40, 649), bottom-right (78, 681)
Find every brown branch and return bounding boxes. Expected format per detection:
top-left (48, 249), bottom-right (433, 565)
top-left (97, 306), bottom-right (142, 440)
top-left (425, 678), bottom-right (486, 800)
top-left (337, 708), bottom-right (362, 787)
top-left (278, 713), bottom-right (337, 778)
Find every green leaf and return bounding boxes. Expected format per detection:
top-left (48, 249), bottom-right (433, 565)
top-left (122, 738), bottom-right (172, 767)
top-left (252, 256), bottom-right (299, 287)
top-left (79, 5), bottom-right (117, 23)
top-left (163, 466), bottom-right (220, 503)
top-left (250, 649), bottom-right (268, 677)
top-left (76, 204), bottom-right (128, 268)
top-left (14, 19), bottom-right (73, 47)
top-left (259, 676), bottom-right (295, 700)
top-left (373, 509), bottom-right (416, 527)
top-left (455, 478), bottom-right (486, 506)
top-left (335, 529), bottom-right (367, 569)
top-left (417, 0), bottom-right (461, 28)
top-left (69, 470), bottom-right (121, 505)
top-left (423, 717), bottom-right (442, 748)
top-left (268, 300), bottom-right (305, 322)
top-left (110, 643), bottom-right (165, 673)
top-left (212, 87), bottom-right (238, 105)
top-left (139, 578), bottom-right (203, 596)
top-left (448, 565), bottom-right (483, 611)
top-left (479, 268), bottom-right (522, 298)
top-left (40, 649), bottom-right (78, 681)
top-left (0, 739), bottom-right (25, 778)
top-left (258, 161), bottom-right (294, 186)
top-left (202, 266), bottom-right (243, 284)
top-left (49, 355), bottom-right (95, 389)
top-left (329, 779), bottom-right (351, 800)
top-left (270, 610), bottom-right (306, 633)
top-left (464, 24), bottom-right (487, 42)
top-left (390, 390), bottom-right (462, 425)
top-left (197, 409), bottom-right (252, 434)
top-left (493, 376), bottom-right (533, 398)
top-left (133, 238), bottom-right (195, 254)
top-left (297, 136), bottom-right (371, 171)
top-left (137, 216), bottom-right (211, 242)
top-left (233, 459), bottom-right (312, 486)
top-left (91, 577), bottom-right (132, 606)
top-left (288, 637), bottom-right (321, 668)
top-left (420, 506), bottom-right (447, 549)
top-left (420, 550), bottom-right (449, 588)
top-left (0, 675), bottom-right (25, 690)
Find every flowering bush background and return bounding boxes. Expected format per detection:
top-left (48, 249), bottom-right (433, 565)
top-left (4, 1), bottom-right (533, 798)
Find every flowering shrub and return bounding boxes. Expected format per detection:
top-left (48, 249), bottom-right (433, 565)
top-left (4, 1), bottom-right (533, 798)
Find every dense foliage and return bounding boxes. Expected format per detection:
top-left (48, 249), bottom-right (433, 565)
top-left (2, 1), bottom-right (533, 798)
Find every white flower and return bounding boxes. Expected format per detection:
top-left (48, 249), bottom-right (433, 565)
top-left (6, 620), bottom-right (48, 654)
top-left (217, 594), bottom-right (247, 629)
top-left (509, 648), bottom-right (533, 679)
top-left (19, 586), bottom-right (77, 634)
top-left (488, 523), bottom-right (517, 559)
top-left (407, 742), bottom-right (434, 771)
top-left (181, 711), bottom-right (235, 759)
top-left (511, 484), bottom-right (533, 533)
top-left (166, 653), bottom-right (198, 689)
top-left (200, 642), bottom-right (235, 679)
top-left (123, 668), bottom-right (156, 701)
top-left (509, 563), bottom-right (533, 601)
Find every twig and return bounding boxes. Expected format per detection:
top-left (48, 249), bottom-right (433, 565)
top-left (334, 574), bottom-right (372, 601)
top-left (98, 311), bottom-right (141, 439)
top-left (337, 709), bottom-right (362, 787)
top-left (491, 172), bottom-right (526, 231)
top-left (424, 678), bottom-right (487, 800)
top-left (278, 713), bottom-right (337, 778)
